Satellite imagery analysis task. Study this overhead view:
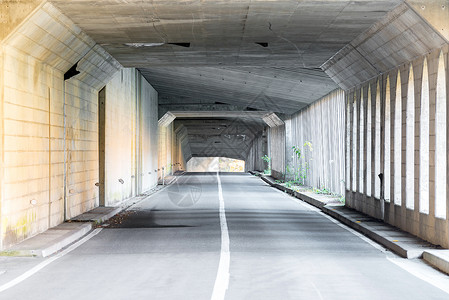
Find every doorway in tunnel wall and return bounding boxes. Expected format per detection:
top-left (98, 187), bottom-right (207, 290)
top-left (98, 87), bottom-right (106, 207)
top-left (187, 157), bottom-right (245, 172)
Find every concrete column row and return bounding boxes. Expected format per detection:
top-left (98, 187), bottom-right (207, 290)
top-left (346, 46), bottom-right (449, 248)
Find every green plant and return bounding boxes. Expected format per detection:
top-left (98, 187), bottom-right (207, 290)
top-left (313, 186), bottom-right (331, 195)
top-left (261, 155), bottom-right (271, 175)
top-left (290, 141), bottom-right (313, 185)
top-left (261, 155), bottom-right (271, 163)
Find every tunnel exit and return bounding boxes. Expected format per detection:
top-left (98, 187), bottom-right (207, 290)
top-left (187, 157), bottom-right (245, 173)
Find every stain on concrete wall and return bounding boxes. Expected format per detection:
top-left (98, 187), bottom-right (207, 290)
top-left (245, 130), bottom-right (267, 172)
top-left (64, 79), bottom-right (100, 219)
top-left (158, 122), bottom-right (191, 180)
top-left (0, 0), bottom-right (45, 41)
top-left (268, 124), bottom-right (286, 179)
top-left (138, 72), bottom-right (158, 193)
top-left (104, 69), bottom-right (137, 205)
top-left (104, 68), bottom-right (158, 205)
top-left (0, 3), bottom-right (121, 249)
top-left (407, 0), bottom-right (449, 41)
top-left (158, 122), bottom-right (173, 181)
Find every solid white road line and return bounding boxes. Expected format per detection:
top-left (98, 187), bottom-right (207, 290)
top-left (387, 256), bottom-right (449, 295)
top-left (318, 211), bottom-right (388, 253)
top-left (211, 171), bottom-right (230, 300)
top-left (0, 228), bottom-right (103, 293)
top-left (272, 187), bottom-right (388, 253)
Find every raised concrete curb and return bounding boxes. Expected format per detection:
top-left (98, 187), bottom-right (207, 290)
top-left (2, 207), bottom-right (128, 258)
top-left (3, 223), bottom-right (92, 257)
top-left (322, 206), bottom-right (433, 259)
top-left (71, 206), bottom-right (122, 224)
top-left (423, 250), bottom-right (449, 275)
top-left (1, 176), bottom-right (183, 258)
top-left (254, 173), bottom-right (440, 260)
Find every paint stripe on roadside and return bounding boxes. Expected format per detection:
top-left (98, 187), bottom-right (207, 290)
top-left (387, 256), bottom-right (449, 295)
top-left (0, 228), bottom-right (103, 293)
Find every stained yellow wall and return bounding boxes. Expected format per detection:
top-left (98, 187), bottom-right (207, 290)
top-left (0, 0), bottom-right (45, 41)
top-left (0, 3), bottom-right (122, 249)
top-left (0, 2), bottom-right (161, 249)
top-left (158, 122), bottom-right (188, 181)
top-left (104, 69), bottom-right (137, 205)
top-left (158, 123), bottom-right (173, 180)
top-left (140, 76), bottom-right (158, 192)
top-left (104, 68), bottom-right (158, 205)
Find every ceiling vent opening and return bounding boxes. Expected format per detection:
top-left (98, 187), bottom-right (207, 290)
top-left (168, 43), bottom-right (191, 48)
top-left (64, 61), bottom-right (80, 81)
top-left (245, 106), bottom-right (259, 111)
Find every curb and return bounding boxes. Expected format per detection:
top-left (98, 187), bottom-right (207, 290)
top-left (39, 223), bottom-right (92, 257)
top-left (2, 223), bottom-right (92, 258)
top-left (322, 206), bottom-right (425, 259)
top-left (3, 175), bottom-right (184, 258)
top-left (423, 251), bottom-right (449, 275)
top-left (95, 207), bottom-right (122, 224)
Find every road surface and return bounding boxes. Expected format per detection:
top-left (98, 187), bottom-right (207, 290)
top-left (1, 173), bottom-right (449, 299)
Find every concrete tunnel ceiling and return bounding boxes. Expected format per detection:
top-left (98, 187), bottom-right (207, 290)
top-left (50, 0), bottom-right (402, 114)
top-left (49, 0), bottom-right (402, 161)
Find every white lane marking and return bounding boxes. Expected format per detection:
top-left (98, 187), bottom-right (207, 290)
top-left (211, 172), bottom-right (230, 300)
top-left (318, 212), bottom-right (388, 253)
top-left (0, 228), bottom-right (103, 293)
top-left (310, 281), bottom-right (324, 300)
top-left (387, 256), bottom-right (449, 295)
top-left (271, 186), bottom-right (387, 252)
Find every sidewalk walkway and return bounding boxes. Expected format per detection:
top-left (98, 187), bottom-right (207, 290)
top-left (254, 172), bottom-right (449, 275)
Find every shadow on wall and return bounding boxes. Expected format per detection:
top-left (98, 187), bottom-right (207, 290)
top-left (187, 157), bottom-right (245, 172)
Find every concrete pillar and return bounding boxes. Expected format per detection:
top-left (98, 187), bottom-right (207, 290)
top-left (284, 118), bottom-right (294, 181)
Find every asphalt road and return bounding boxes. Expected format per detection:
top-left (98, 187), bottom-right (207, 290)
top-left (1, 173), bottom-right (449, 300)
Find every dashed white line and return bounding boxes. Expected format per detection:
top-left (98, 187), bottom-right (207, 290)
top-left (211, 171), bottom-right (230, 300)
top-left (0, 228), bottom-right (103, 293)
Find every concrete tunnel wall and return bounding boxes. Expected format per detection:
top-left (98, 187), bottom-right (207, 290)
top-left (267, 89), bottom-right (346, 196)
top-left (157, 122), bottom-right (190, 181)
top-left (245, 128), bottom-right (267, 173)
top-left (268, 124), bottom-right (286, 180)
top-left (0, 3), bottom-right (161, 250)
top-left (104, 68), bottom-right (158, 206)
top-left (324, 3), bottom-right (449, 248)
top-left (266, 2), bottom-right (449, 248)
top-left (158, 122), bottom-right (173, 180)
top-left (285, 89), bottom-right (346, 196)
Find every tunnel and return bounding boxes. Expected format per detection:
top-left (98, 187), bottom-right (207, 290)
top-left (1, 0), bottom-right (449, 299)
